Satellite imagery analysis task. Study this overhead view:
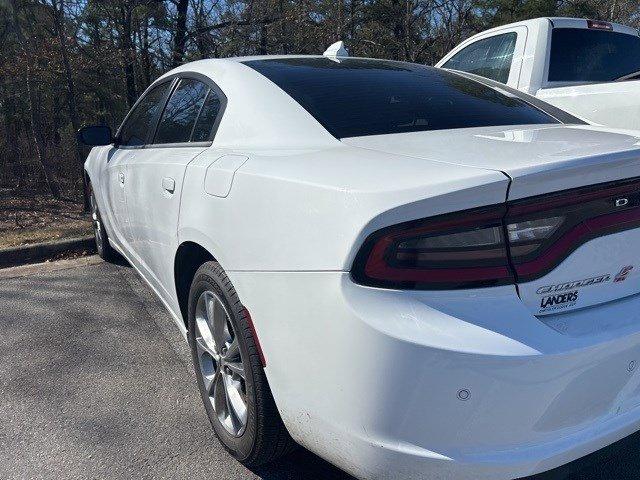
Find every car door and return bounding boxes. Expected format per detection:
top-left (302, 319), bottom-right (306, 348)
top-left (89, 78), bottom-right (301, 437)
top-left (125, 75), bottom-right (225, 300)
top-left (104, 81), bottom-right (174, 253)
top-left (102, 147), bottom-right (131, 248)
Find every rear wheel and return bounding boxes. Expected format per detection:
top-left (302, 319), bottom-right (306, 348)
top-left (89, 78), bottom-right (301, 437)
top-left (187, 261), bottom-right (295, 467)
top-left (90, 190), bottom-right (116, 262)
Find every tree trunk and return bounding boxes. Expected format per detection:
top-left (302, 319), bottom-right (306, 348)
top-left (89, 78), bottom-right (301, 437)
top-left (9, 0), bottom-right (61, 199)
top-left (140, 13), bottom-right (152, 87)
top-left (259, 20), bottom-right (268, 54)
top-left (0, 80), bottom-right (21, 189)
top-left (119, 3), bottom-right (137, 108)
top-left (172, 0), bottom-right (189, 67)
top-left (51, 0), bottom-right (90, 210)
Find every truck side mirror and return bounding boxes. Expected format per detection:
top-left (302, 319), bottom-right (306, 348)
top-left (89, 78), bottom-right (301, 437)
top-left (77, 125), bottom-right (114, 146)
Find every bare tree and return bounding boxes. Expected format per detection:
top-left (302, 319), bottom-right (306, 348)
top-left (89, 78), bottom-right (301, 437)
top-left (8, 0), bottom-right (61, 199)
top-left (171, 0), bottom-right (189, 66)
top-left (47, 0), bottom-right (90, 208)
top-left (2, 0), bottom-right (640, 204)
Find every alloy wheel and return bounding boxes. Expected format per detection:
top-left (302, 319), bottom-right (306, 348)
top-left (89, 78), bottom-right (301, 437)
top-left (90, 194), bottom-right (103, 254)
top-left (194, 290), bottom-right (248, 437)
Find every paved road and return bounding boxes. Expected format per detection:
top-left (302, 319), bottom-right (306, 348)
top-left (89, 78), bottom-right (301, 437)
top-left (2, 256), bottom-right (640, 479)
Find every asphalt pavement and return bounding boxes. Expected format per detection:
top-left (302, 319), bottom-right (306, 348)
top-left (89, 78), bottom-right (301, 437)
top-left (2, 256), bottom-right (640, 479)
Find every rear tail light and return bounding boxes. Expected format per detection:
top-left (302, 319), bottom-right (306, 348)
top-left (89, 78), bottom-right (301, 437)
top-left (352, 205), bottom-right (513, 289)
top-left (506, 178), bottom-right (640, 281)
top-left (587, 20), bottom-right (613, 30)
top-left (352, 177), bottom-right (640, 290)
top-left (506, 217), bottom-right (563, 243)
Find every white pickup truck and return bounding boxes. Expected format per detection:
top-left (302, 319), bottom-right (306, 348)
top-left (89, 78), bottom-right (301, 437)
top-left (436, 17), bottom-right (640, 129)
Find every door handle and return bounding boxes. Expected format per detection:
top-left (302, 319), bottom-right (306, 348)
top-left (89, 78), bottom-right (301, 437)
top-left (162, 177), bottom-right (176, 193)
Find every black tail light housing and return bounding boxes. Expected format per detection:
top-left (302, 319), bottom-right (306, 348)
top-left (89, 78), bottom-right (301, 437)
top-left (506, 177), bottom-right (640, 282)
top-left (352, 177), bottom-right (640, 290)
top-left (352, 205), bottom-right (513, 290)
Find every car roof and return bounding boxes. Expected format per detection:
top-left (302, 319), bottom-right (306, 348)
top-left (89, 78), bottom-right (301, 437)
top-left (150, 55), bottom-right (438, 150)
top-left (150, 56), bottom-right (343, 149)
top-left (226, 54), bottom-right (331, 62)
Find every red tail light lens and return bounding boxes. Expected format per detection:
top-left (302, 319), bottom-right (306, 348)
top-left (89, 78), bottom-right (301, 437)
top-left (352, 177), bottom-right (640, 290)
top-left (352, 205), bottom-right (514, 289)
top-left (506, 177), bottom-right (640, 282)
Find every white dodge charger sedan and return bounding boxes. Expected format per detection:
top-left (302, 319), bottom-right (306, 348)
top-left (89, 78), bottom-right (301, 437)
top-left (80, 53), bottom-right (640, 480)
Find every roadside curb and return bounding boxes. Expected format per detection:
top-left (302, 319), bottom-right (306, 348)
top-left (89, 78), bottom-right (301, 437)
top-left (0, 236), bottom-right (96, 269)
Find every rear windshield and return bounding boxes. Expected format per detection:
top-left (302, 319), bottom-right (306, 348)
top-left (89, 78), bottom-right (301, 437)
top-left (244, 58), bottom-right (558, 138)
top-left (549, 28), bottom-right (640, 82)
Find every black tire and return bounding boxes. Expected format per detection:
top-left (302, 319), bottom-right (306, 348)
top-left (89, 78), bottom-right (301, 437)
top-left (187, 261), bottom-right (295, 467)
top-left (90, 190), bottom-right (116, 262)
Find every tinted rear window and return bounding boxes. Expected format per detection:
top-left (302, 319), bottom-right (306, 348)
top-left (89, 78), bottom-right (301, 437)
top-left (549, 28), bottom-right (640, 82)
top-left (244, 58), bottom-right (557, 138)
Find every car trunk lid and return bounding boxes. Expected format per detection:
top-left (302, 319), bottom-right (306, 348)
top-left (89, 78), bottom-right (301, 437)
top-left (342, 124), bottom-right (640, 198)
top-left (343, 124), bottom-right (640, 315)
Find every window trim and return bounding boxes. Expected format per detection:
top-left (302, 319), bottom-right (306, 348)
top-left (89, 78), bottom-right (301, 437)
top-left (146, 72), bottom-right (227, 148)
top-left (115, 71), bottom-right (227, 150)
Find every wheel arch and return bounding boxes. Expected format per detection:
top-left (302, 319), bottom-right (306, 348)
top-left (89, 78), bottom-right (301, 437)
top-left (84, 168), bottom-right (92, 187)
top-left (174, 241), bottom-right (217, 327)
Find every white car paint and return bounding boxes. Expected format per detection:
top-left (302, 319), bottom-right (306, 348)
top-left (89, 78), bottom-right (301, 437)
top-left (344, 124), bottom-right (640, 199)
top-left (436, 17), bottom-right (640, 130)
top-left (85, 56), bottom-right (640, 480)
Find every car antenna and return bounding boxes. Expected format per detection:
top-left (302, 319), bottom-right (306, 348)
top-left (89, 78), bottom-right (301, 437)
top-left (323, 41), bottom-right (349, 60)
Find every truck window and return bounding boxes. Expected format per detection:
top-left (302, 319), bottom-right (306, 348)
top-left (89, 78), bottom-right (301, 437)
top-left (442, 33), bottom-right (517, 84)
top-left (549, 28), bottom-right (640, 82)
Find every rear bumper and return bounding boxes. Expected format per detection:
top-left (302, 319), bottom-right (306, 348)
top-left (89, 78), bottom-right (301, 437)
top-left (316, 408), bottom-right (640, 480)
top-left (230, 271), bottom-right (640, 480)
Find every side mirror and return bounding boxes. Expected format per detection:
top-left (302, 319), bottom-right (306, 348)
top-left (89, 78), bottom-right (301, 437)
top-left (77, 125), bottom-right (113, 146)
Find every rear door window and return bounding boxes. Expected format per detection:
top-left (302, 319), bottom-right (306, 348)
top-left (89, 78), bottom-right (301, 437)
top-left (549, 28), bottom-right (640, 82)
top-left (442, 33), bottom-right (517, 83)
top-left (154, 79), bottom-right (210, 144)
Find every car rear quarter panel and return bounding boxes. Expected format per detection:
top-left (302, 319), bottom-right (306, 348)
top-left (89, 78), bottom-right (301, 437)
top-left (176, 145), bottom-right (509, 272)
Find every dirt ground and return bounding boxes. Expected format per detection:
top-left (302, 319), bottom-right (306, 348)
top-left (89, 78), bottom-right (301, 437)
top-left (0, 190), bottom-right (92, 249)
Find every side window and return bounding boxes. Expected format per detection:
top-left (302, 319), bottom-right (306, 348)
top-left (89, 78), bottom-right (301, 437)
top-left (191, 89), bottom-right (222, 142)
top-left (119, 82), bottom-right (171, 147)
top-left (154, 78), bottom-right (209, 144)
top-left (443, 32), bottom-right (517, 84)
